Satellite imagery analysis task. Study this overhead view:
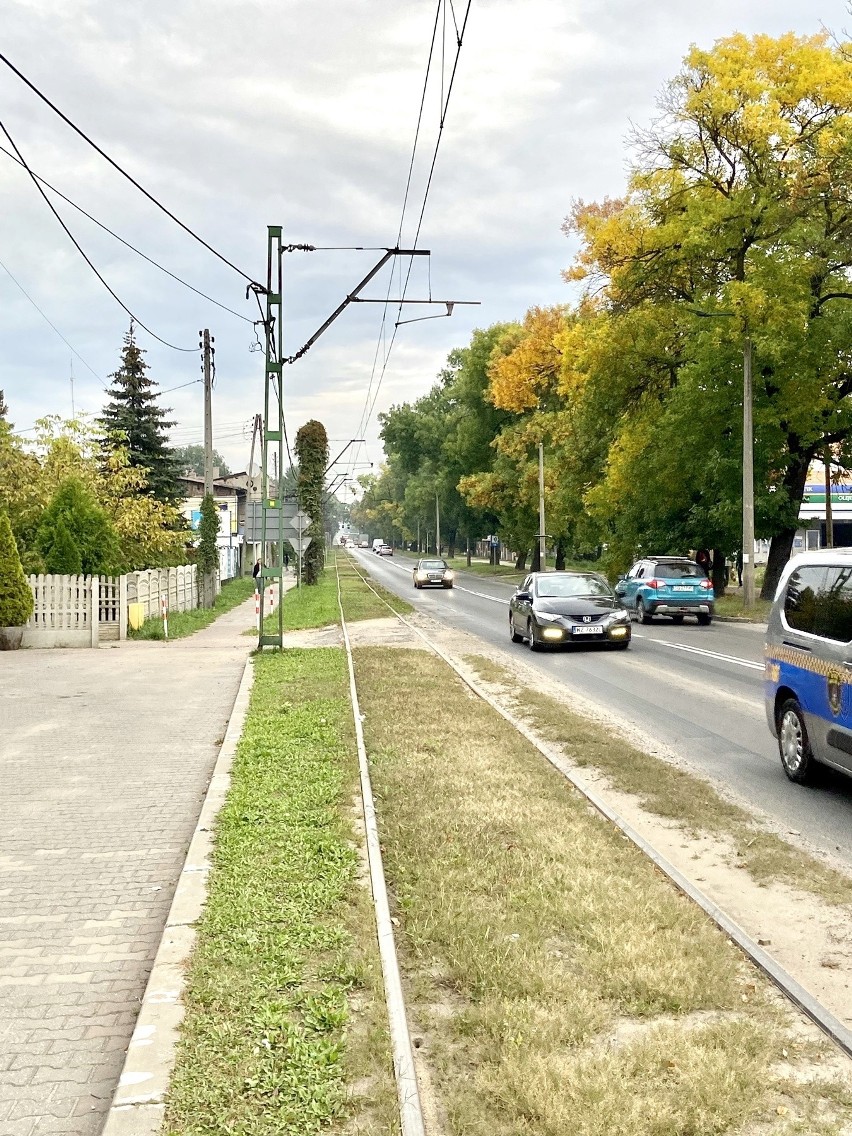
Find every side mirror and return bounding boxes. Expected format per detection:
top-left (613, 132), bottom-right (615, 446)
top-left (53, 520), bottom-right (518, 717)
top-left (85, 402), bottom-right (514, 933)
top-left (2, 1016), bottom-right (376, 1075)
top-left (515, 590), bottom-right (532, 603)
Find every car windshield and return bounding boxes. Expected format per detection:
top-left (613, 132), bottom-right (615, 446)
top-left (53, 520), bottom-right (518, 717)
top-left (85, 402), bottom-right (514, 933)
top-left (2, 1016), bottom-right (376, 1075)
top-left (420, 560), bottom-right (446, 570)
top-left (535, 575), bottom-right (612, 598)
top-left (654, 562), bottom-right (704, 579)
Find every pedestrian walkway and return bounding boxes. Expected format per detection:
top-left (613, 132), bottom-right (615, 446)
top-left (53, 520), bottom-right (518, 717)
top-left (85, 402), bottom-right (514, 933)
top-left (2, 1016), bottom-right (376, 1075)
top-left (0, 596), bottom-right (262, 1136)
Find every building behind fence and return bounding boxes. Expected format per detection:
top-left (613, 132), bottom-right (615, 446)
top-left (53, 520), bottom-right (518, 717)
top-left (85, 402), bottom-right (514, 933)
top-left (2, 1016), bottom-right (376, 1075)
top-left (22, 564), bottom-right (219, 648)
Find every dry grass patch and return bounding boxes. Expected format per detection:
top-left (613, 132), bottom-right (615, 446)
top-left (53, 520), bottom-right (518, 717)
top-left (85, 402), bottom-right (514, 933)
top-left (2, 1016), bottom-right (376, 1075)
top-left (463, 654), bottom-right (852, 908)
top-left (355, 647), bottom-right (852, 1136)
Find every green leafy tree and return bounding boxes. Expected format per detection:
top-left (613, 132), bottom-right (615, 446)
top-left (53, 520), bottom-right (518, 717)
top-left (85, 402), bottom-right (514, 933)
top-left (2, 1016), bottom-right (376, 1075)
top-left (0, 509), bottom-right (33, 626)
top-left (43, 517), bottom-right (83, 574)
top-left (171, 444), bottom-right (231, 478)
top-left (36, 479), bottom-right (120, 575)
top-left (99, 324), bottom-right (181, 504)
top-left (294, 420), bottom-right (328, 585)
top-left (196, 492), bottom-right (219, 608)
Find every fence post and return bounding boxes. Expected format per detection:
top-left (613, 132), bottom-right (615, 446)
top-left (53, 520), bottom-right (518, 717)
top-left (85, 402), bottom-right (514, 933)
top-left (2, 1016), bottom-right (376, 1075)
top-left (90, 576), bottom-right (99, 648)
top-left (119, 575), bottom-right (128, 640)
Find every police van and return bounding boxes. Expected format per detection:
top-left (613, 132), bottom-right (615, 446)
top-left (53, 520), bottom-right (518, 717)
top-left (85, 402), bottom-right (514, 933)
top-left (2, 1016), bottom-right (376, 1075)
top-left (765, 548), bottom-right (852, 784)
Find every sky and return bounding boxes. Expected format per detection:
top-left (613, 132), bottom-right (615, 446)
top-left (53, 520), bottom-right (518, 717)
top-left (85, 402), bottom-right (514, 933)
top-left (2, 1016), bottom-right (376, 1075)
top-left (2, 0), bottom-right (850, 496)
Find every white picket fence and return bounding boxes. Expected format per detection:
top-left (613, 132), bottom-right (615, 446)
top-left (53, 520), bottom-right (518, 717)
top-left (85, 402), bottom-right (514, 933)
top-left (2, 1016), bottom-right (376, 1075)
top-left (22, 564), bottom-right (219, 648)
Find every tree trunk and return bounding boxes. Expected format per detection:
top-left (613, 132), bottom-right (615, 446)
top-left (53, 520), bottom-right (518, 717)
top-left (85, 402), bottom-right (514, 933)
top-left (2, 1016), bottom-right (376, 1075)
top-left (514, 550), bottom-right (527, 571)
top-left (555, 537), bottom-right (566, 571)
top-left (761, 454), bottom-right (810, 600)
top-left (711, 549), bottom-right (727, 597)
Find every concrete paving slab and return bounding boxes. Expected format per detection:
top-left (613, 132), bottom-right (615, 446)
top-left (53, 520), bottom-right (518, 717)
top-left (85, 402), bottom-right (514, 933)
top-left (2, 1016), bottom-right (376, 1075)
top-left (0, 595), bottom-right (260, 1135)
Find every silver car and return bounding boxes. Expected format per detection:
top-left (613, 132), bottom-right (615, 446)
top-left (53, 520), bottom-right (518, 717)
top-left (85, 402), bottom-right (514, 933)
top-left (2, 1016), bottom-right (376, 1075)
top-left (765, 549), bottom-right (852, 783)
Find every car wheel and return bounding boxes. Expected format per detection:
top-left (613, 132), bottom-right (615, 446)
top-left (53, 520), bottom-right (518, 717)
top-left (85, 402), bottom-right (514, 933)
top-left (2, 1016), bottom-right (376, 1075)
top-left (671, 615), bottom-right (684, 625)
top-left (527, 619), bottom-right (542, 651)
top-left (778, 698), bottom-right (816, 785)
top-left (444, 583), bottom-right (454, 589)
top-left (697, 613), bottom-right (712, 626)
top-left (510, 615), bottom-right (523, 643)
top-left (636, 598), bottom-right (653, 624)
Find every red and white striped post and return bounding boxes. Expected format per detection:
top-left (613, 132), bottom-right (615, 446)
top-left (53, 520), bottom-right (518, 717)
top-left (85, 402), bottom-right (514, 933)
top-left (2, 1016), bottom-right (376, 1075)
top-left (255, 588), bottom-right (260, 630)
top-left (268, 581), bottom-right (274, 611)
top-left (161, 593), bottom-right (169, 641)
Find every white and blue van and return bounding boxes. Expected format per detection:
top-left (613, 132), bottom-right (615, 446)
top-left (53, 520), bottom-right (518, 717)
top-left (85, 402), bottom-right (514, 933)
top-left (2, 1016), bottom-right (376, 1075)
top-left (765, 549), bottom-right (852, 784)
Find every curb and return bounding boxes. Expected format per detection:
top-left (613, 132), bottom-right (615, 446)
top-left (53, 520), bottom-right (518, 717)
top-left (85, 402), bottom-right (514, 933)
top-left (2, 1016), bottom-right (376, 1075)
top-left (100, 655), bottom-right (255, 1136)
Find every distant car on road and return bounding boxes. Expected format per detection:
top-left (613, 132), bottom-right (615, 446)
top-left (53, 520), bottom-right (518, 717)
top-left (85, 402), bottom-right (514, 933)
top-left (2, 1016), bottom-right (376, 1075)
top-left (765, 548), bottom-right (852, 785)
top-left (378, 544), bottom-right (394, 557)
top-left (509, 571), bottom-right (631, 650)
top-left (615, 557), bottom-right (714, 625)
top-left (413, 558), bottom-right (454, 588)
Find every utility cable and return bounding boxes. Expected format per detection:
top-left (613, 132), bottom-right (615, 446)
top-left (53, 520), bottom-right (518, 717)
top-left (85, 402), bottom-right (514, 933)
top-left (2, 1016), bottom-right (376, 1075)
top-left (0, 143), bottom-right (253, 324)
top-left (0, 118), bottom-right (196, 352)
top-left (0, 253), bottom-right (105, 386)
top-left (0, 50), bottom-right (260, 285)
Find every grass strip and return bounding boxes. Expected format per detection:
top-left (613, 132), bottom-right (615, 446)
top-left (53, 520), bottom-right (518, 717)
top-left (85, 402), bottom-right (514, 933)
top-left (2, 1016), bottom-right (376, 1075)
top-left (260, 557), bottom-right (411, 634)
top-left (164, 648), bottom-right (395, 1135)
top-left (715, 593), bottom-right (772, 622)
top-left (463, 654), bottom-right (852, 908)
top-left (129, 575), bottom-right (256, 640)
top-left (356, 646), bottom-right (852, 1135)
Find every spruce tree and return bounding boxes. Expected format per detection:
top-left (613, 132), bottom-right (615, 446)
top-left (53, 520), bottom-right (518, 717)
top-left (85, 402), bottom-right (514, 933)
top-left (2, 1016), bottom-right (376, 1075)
top-left (43, 518), bottom-right (83, 574)
top-left (99, 324), bottom-right (181, 504)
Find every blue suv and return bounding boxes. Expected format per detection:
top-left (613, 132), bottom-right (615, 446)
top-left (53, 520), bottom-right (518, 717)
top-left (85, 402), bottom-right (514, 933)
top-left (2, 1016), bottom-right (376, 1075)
top-left (614, 557), bottom-right (714, 625)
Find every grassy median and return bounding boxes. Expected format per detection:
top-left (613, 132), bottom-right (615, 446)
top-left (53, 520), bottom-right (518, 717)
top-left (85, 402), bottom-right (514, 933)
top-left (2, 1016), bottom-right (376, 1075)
top-left (464, 654), bottom-right (852, 908)
top-left (163, 649), bottom-right (396, 1134)
top-left (355, 646), bottom-right (852, 1135)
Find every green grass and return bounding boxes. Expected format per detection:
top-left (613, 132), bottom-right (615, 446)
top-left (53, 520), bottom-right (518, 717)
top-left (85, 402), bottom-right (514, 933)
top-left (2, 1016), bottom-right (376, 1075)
top-left (715, 592), bottom-right (772, 621)
top-left (438, 554), bottom-right (603, 581)
top-left (463, 653), bottom-right (852, 908)
top-left (163, 649), bottom-right (396, 1135)
top-left (129, 576), bottom-right (256, 640)
top-left (354, 646), bottom-right (852, 1136)
top-left (259, 557), bottom-right (412, 635)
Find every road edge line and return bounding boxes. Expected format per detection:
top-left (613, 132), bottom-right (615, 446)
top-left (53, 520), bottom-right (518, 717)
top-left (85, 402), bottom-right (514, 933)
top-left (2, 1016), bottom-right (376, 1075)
top-left (99, 655), bottom-right (255, 1136)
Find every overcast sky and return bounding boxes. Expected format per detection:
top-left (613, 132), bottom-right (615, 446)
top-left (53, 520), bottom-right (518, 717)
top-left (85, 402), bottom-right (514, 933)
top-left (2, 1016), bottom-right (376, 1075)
top-left (2, 0), bottom-right (849, 491)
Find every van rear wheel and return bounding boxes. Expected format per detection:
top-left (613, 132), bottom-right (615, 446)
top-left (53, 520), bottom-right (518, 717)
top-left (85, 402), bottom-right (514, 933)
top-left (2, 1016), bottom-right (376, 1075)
top-left (778, 698), bottom-right (816, 785)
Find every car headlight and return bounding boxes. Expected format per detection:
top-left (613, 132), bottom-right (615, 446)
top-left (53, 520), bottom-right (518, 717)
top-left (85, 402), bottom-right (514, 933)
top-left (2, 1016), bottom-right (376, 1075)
top-left (443, 570), bottom-right (454, 580)
top-left (604, 609), bottom-right (630, 625)
top-left (415, 572), bottom-right (427, 581)
top-left (535, 611), bottom-right (561, 623)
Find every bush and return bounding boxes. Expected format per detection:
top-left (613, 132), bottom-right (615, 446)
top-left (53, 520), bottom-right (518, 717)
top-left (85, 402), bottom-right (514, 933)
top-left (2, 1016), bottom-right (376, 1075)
top-left (0, 510), bottom-right (34, 626)
top-left (44, 517), bottom-right (83, 574)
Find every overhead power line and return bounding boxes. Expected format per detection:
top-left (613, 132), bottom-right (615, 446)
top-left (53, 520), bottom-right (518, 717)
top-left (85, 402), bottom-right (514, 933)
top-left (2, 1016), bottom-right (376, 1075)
top-left (0, 144), bottom-right (254, 325)
top-left (0, 253), bottom-right (105, 387)
top-left (0, 118), bottom-right (197, 352)
top-left (0, 50), bottom-right (260, 286)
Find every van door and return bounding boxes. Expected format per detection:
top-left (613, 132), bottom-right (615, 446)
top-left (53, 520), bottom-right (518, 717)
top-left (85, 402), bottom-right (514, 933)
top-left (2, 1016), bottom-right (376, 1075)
top-left (815, 565), bottom-right (852, 772)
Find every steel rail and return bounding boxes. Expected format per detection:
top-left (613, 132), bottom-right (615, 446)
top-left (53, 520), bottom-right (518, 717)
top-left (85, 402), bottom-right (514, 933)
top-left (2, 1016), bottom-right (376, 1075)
top-left (342, 553), bottom-right (852, 1062)
top-left (334, 563), bottom-right (426, 1136)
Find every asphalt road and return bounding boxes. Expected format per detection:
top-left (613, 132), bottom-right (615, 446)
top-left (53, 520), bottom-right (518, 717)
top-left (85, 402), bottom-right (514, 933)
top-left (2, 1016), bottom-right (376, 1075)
top-left (354, 549), bottom-right (852, 871)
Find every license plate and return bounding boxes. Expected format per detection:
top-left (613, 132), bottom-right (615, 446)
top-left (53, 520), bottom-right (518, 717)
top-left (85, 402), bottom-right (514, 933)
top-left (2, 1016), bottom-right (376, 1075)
top-left (671, 586), bottom-right (693, 592)
top-left (428, 575), bottom-right (441, 581)
top-left (572, 625), bottom-right (604, 635)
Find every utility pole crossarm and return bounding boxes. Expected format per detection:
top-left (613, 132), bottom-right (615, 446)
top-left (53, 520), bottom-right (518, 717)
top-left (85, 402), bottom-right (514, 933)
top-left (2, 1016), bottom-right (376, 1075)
top-left (285, 248), bottom-right (429, 364)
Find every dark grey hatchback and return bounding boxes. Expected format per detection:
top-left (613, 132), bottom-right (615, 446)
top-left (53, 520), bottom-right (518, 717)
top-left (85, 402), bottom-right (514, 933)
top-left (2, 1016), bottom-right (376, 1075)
top-left (509, 571), bottom-right (632, 651)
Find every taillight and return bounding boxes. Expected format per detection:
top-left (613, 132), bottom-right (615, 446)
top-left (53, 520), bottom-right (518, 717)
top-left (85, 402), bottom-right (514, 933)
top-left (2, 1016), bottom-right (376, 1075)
top-left (700, 578), bottom-right (713, 590)
top-left (646, 578), bottom-right (660, 590)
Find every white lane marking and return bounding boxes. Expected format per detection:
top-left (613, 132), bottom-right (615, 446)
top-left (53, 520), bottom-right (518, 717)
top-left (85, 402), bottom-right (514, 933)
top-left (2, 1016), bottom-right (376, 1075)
top-left (632, 634), bottom-right (763, 671)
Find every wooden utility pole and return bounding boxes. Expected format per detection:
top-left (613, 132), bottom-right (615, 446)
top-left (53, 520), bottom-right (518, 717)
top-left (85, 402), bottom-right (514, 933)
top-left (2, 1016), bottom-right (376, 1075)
top-left (538, 442), bottom-right (546, 572)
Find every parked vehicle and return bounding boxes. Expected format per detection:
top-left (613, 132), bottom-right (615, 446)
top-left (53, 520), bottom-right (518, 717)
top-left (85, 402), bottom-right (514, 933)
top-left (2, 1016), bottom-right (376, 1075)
top-left (413, 559), bottom-right (454, 588)
top-left (765, 549), bottom-right (852, 785)
top-left (615, 557), bottom-right (714, 624)
top-left (509, 571), bottom-right (631, 651)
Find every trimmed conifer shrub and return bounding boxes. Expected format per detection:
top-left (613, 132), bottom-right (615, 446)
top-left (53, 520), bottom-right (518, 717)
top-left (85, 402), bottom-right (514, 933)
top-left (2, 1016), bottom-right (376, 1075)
top-left (0, 510), bottom-right (34, 627)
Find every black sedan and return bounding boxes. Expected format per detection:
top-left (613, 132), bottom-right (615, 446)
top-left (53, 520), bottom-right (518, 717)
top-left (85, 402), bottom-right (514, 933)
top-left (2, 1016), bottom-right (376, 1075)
top-left (509, 571), bottom-right (631, 650)
top-left (413, 558), bottom-right (454, 588)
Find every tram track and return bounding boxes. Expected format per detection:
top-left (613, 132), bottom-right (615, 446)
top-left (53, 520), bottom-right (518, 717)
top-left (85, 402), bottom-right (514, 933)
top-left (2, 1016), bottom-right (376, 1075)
top-left (336, 554), bottom-right (852, 1097)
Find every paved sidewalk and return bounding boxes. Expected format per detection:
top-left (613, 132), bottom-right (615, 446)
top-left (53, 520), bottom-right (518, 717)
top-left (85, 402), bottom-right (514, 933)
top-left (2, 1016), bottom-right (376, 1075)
top-left (0, 597), bottom-right (260, 1135)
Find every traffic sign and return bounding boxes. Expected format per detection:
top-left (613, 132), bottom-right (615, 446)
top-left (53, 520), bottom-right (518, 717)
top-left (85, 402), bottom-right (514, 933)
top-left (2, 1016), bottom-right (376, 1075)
top-left (290, 536), bottom-right (312, 554)
top-left (292, 510), bottom-right (311, 529)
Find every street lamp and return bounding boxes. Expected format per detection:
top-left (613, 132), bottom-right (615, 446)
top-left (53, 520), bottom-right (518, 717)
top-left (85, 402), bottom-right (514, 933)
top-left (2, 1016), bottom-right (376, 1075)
top-left (689, 310), bottom-right (755, 609)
